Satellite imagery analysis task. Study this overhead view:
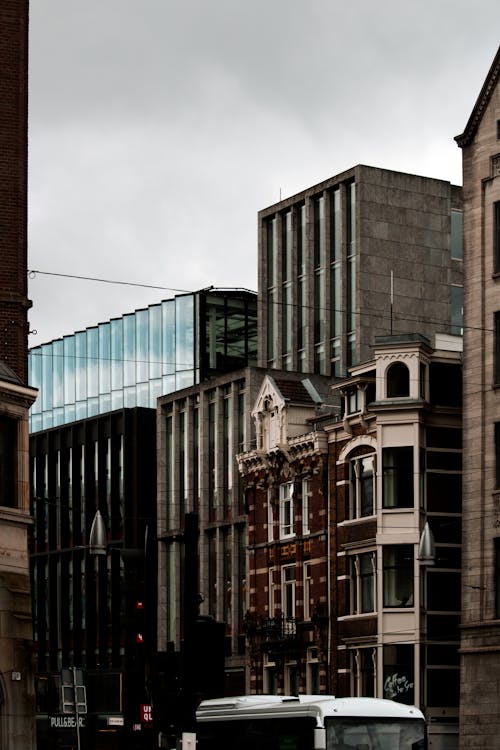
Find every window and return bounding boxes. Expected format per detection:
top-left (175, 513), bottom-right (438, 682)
top-left (301, 478), bottom-right (310, 534)
top-left (382, 447), bottom-right (414, 508)
top-left (268, 568), bottom-right (275, 615)
top-left (495, 202), bottom-right (500, 273)
top-left (282, 565), bottom-right (296, 619)
top-left (495, 312), bottom-right (500, 386)
top-left (383, 644), bottom-right (415, 705)
top-left (263, 654), bottom-right (277, 695)
top-left (386, 362), bottom-right (410, 398)
top-left (351, 647), bottom-right (376, 697)
top-left (350, 552), bottom-right (375, 614)
top-left (279, 482), bottom-right (294, 538)
top-left (451, 210), bottom-right (463, 260)
top-left (306, 648), bottom-right (320, 694)
top-left (495, 538), bottom-right (500, 619)
top-left (303, 561), bottom-right (312, 620)
top-left (451, 285), bottom-right (463, 335)
top-left (285, 661), bottom-right (299, 696)
top-left (350, 455), bottom-right (375, 518)
top-left (267, 489), bottom-right (274, 542)
top-left (0, 415), bottom-right (16, 507)
top-left (383, 546), bottom-right (414, 608)
top-left (496, 423), bottom-right (500, 490)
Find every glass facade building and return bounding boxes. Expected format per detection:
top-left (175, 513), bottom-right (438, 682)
top-left (28, 288), bottom-right (257, 432)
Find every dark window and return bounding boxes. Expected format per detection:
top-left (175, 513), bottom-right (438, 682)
top-left (495, 312), bottom-right (500, 386)
top-left (383, 644), bottom-right (414, 704)
top-left (427, 427), bottom-right (462, 449)
top-left (350, 455), bottom-right (375, 518)
top-left (429, 362), bottom-right (462, 406)
top-left (387, 362), bottom-right (410, 398)
top-left (495, 538), bottom-right (500, 619)
top-left (426, 473), bottom-right (462, 513)
top-left (0, 416), bottom-right (16, 507)
top-left (496, 423), bottom-right (500, 489)
top-left (351, 552), bottom-right (375, 614)
top-left (383, 545), bottom-right (414, 607)
top-left (496, 202), bottom-right (500, 273)
top-left (382, 447), bottom-right (414, 508)
top-left (451, 210), bottom-right (463, 260)
top-left (426, 571), bottom-right (461, 611)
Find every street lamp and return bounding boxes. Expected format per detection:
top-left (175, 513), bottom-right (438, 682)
top-left (418, 522), bottom-right (436, 566)
top-left (89, 509), bottom-right (107, 556)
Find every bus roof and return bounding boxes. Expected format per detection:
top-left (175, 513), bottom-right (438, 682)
top-left (196, 695), bottom-right (425, 723)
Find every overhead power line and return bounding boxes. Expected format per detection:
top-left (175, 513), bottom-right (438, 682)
top-left (28, 269), bottom-right (191, 295)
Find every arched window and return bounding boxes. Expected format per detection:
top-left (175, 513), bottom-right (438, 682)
top-left (386, 362), bottom-right (410, 398)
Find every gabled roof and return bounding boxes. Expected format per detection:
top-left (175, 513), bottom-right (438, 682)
top-left (455, 45), bottom-right (500, 148)
top-left (272, 378), bottom-right (316, 406)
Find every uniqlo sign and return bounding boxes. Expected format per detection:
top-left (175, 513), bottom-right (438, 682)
top-left (140, 704), bottom-right (153, 726)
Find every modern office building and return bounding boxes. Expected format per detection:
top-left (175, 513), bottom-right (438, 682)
top-left (28, 288), bottom-right (258, 748)
top-left (258, 165), bottom-right (463, 377)
top-left (0, 1), bottom-right (37, 747)
top-left (30, 407), bottom-right (157, 750)
top-left (239, 333), bottom-right (462, 750)
top-left (455, 45), bottom-right (500, 749)
top-left (28, 288), bottom-right (257, 432)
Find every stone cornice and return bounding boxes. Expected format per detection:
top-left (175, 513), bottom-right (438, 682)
top-left (455, 45), bottom-right (500, 148)
top-left (237, 430), bottom-right (327, 477)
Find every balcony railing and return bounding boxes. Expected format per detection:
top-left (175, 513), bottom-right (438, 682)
top-left (261, 615), bottom-right (297, 641)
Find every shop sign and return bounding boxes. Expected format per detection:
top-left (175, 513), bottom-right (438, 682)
top-left (49, 715), bottom-right (86, 729)
top-left (141, 703), bottom-right (153, 726)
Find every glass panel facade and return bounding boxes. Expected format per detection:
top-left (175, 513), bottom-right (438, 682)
top-left (29, 290), bottom-right (257, 431)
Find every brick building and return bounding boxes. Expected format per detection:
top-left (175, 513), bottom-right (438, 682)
top-left (239, 333), bottom-right (462, 750)
top-left (0, 1), bottom-right (37, 747)
top-left (455, 45), bottom-right (500, 749)
top-left (237, 373), bottom-right (335, 696)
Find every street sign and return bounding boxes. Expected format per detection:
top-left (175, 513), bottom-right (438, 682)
top-left (61, 668), bottom-right (87, 714)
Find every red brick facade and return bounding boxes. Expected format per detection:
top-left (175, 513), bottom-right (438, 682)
top-left (0, 0), bottom-right (30, 383)
top-left (244, 449), bottom-right (330, 695)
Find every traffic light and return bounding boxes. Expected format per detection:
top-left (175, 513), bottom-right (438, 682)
top-left (135, 599), bottom-right (145, 645)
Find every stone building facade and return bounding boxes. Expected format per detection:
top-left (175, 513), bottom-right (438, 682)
top-left (0, 1), bottom-right (37, 747)
top-left (328, 334), bottom-right (462, 750)
top-left (239, 333), bottom-right (463, 750)
top-left (258, 165), bottom-right (463, 378)
top-left (455, 45), bottom-right (500, 749)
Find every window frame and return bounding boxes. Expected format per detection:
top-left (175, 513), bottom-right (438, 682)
top-left (301, 478), bottom-right (311, 535)
top-left (495, 311), bottom-right (500, 386)
top-left (351, 647), bottom-right (376, 698)
top-left (350, 454), bottom-right (376, 518)
top-left (279, 481), bottom-right (295, 539)
top-left (382, 446), bottom-right (414, 509)
top-left (303, 561), bottom-right (312, 620)
top-left (383, 545), bottom-right (414, 608)
top-left (0, 414), bottom-right (17, 508)
top-left (281, 564), bottom-right (296, 620)
top-left (267, 488), bottom-right (274, 542)
top-left (494, 201), bottom-right (500, 274)
top-left (350, 551), bottom-right (376, 615)
top-left (495, 537), bottom-right (500, 619)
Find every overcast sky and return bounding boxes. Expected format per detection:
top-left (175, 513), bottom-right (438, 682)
top-left (27, 0), bottom-right (500, 346)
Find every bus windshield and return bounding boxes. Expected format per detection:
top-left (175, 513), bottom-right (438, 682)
top-left (326, 718), bottom-right (425, 750)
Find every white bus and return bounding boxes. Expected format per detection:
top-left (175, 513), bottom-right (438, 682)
top-left (196, 694), bottom-right (426, 750)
